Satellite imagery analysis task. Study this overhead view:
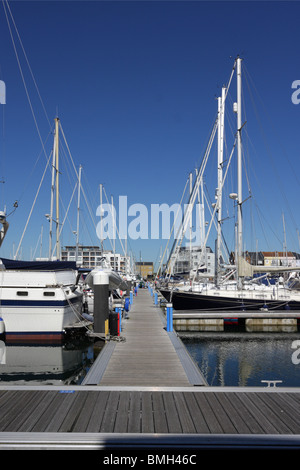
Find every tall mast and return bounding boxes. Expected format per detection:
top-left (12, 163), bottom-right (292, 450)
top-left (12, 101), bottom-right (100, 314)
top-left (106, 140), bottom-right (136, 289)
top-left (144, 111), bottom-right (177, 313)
top-left (100, 183), bottom-right (103, 254)
top-left (55, 117), bottom-right (60, 259)
top-left (111, 195), bottom-right (115, 270)
top-left (49, 117), bottom-right (60, 260)
top-left (49, 121), bottom-right (56, 259)
top-left (189, 172), bottom-right (193, 270)
top-left (236, 57), bottom-right (243, 285)
top-left (216, 86), bottom-right (226, 286)
top-left (75, 164), bottom-right (82, 263)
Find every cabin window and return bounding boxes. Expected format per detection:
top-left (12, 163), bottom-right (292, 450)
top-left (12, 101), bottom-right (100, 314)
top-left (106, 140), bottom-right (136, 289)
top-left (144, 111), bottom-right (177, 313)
top-left (17, 291), bottom-right (28, 296)
top-left (44, 292), bottom-right (55, 297)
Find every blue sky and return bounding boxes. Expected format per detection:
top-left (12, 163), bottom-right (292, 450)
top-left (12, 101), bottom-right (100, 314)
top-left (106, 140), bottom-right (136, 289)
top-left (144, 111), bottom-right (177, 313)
top-left (0, 0), bottom-right (300, 267)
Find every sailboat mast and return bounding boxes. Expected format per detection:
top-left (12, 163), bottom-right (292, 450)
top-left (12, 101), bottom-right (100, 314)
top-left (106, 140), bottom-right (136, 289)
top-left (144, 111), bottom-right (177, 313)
top-left (49, 122), bottom-right (56, 259)
top-left (49, 117), bottom-right (60, 260)
top-left (75, 164), bottom-right (82, 263)
top-left (55, 117), bottom-right (60, 259)
top-left (236, 57), bottom-right (243, 283)
top-left (216, 86), bottom-right (226, 286)
top-left (100, 183), bottom-right (103, 254)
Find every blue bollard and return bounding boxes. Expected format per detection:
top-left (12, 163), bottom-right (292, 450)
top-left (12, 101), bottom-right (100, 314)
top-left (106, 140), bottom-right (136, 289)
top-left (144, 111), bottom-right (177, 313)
top-left (166, 303), bottom-right (173, 332)
top-left (130, 291), bottom-right (133, 304)
top-left (154, 292), bottom-right (158, 305)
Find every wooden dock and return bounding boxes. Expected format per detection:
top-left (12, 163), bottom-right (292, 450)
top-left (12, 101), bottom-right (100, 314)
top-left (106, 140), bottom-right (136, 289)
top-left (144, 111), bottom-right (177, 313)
top-left (83, 288), bottom-right (206, 387)
top-left (1, 386), bottom-right (300, 449)
top-left (1, 288), bottom-right (300, 450)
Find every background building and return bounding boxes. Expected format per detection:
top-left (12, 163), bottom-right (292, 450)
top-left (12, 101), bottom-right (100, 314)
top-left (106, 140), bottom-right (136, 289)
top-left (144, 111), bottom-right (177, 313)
top-left (172, 246), bottom-right (215, 277)
top-left (245, 251), bottom-right (300, 268)
top-left (61, 245), bottom-right (130, 273)
top-left (61, 246), bottom-right (102, 268)
top-left (135, 261), bottom-right (154, 279)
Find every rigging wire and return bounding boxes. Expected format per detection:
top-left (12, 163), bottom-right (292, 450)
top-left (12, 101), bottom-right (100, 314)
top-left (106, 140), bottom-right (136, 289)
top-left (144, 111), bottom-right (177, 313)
top-left (243, 63), bottom-right (299, 247)
top-left (2, 1), bottom-right (101, 258)
top-left (3, 0), bottom-right (51, 128)
top-left (14, 149), bottom-right (52, 259)
top-left (2, 1), bottom-right (50, 163)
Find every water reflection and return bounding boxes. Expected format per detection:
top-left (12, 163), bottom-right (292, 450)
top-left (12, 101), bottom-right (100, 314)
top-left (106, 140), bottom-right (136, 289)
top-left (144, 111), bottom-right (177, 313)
top-left (182, 331), bottom-right (300, 387)
top-left (0, 337), bottom-right (96, 385)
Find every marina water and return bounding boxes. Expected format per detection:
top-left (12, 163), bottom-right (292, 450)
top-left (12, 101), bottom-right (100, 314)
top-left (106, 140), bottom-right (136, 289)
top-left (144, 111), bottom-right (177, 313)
top-left (181, 328), bottom-right (300, 387)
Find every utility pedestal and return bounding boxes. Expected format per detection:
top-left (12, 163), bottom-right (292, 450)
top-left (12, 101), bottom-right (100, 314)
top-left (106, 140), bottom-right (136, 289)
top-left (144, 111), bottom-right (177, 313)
top-left (93, 271), bottom-right (109, 336)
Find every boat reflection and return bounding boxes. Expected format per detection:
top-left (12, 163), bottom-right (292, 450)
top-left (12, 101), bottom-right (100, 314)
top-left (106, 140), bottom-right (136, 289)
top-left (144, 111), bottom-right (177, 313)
top-left (0, 337), bottom-right (96, 385)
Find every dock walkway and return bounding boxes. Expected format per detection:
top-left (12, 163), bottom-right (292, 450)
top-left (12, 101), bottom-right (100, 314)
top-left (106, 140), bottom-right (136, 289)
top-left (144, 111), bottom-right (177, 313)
top-left (84, 288), bottom-right (206, 386)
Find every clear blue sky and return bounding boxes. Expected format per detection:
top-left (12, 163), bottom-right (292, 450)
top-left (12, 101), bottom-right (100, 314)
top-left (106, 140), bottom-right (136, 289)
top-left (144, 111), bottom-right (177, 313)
top-left (0, 0), bottom-right (300, 267)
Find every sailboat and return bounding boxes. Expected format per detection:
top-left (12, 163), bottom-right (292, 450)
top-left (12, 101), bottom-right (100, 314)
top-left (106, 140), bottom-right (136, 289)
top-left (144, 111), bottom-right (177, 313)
top-left (160, 57), bottom-right (300, 312)
top-left (0, 118), bottom-right (85, 342)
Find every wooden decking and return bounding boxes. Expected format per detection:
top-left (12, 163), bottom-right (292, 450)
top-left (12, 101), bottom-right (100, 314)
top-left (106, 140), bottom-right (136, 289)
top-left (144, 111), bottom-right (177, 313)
top-left (1, 386), bottom-right (300, 448)
top-left (83, 288), bottom-right (206, 386)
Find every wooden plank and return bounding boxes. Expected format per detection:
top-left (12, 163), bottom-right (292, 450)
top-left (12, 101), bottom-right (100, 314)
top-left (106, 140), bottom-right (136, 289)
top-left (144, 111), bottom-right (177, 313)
top-left (231, 392), bottom-right (265, 434)
top-left (162, 392), bottom-right (182, 433)
top-left (257, 393), bottom-right (299, 434)
top-left (193, 392), bottom-right (224, 433)
top-left (0, 390), bottom-right (23, 430)
top-left (17, 391), bottom-right (57, 432)
top-left (0, 391), bottom-right (38, 431)
top-left (44, 392), bottom-right (78, 432)
top-left (152, 392), bottom-right (168, 433)
top-left (114, 391), bottom-right (130, 433)
top-left (72, 391), bottom-right (100, 432)
top-left (141, 392), bottom-right (154, 434)
top-left (99, 391), bottom-right (119, 433)
top-left (85, 391), bottom-right (110, 432)
top-left (205, 393), bottom-right (238, 434)
top-left (59, 392), bottom-right (90, 432)
top-left (0, 390), bottom-right (17, 409)
top-left (236, 392), bottom-right (280, 434)
top-left (263, 393), bottom-right (300, 434)
top-left (215, 392), bottom-right (252, 434)
top-left (173, 392), bottom-right (196, 433)
top-left (128, 391), bottom-right (141, 433)
top-left (183, 392), bottom-right (210, 433)
top-left (250, 393), bottom-right (293, 434)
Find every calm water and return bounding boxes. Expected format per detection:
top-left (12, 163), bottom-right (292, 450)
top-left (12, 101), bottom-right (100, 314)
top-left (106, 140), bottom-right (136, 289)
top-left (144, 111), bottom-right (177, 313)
top-left (182, 330), bottom-right (300, 387)
top-left (1, 330), bottom-right (300, 387)
top-left (0, 336), bottom-right (96, 385)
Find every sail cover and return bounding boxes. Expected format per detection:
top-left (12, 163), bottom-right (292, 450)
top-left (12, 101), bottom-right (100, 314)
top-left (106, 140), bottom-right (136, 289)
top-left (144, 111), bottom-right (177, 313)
top-left (238, 256), bottom-right (300, 277)
top-left (0, 258), bottom-right (77, 271)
